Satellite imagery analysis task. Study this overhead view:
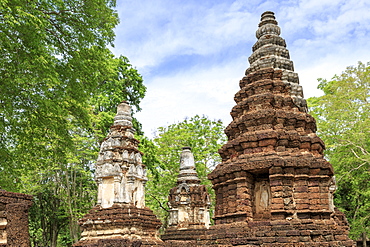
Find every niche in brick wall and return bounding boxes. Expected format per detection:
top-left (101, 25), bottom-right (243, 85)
top-left (253, 174), bottom-right (271, 220)
top-left (101, 177), bottom-right (115, 208)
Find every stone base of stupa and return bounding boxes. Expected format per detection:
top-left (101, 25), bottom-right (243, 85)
top-left (74, 203), bottom-right (164, 246)
top-left (162, 210), bottom-right (354, 246)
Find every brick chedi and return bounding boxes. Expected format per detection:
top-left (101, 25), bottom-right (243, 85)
top-left (74, 101), bottom-right (164, 247)
top-left (162, 147), bottom-right (211, 243)
top-left (203, 11), bottom-right (355, 246)
top-left (161, 11), bottom-right (355, 247)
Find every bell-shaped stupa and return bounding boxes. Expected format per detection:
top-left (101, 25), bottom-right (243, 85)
top-left (177, 146), bottom-right (201, 184)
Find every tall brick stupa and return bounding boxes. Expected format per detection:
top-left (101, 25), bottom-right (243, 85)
top-left (74, 101), bottom-right (164, 247)
top-left (162, 11), bottom-right (355, 246)
top-left (206, 11), bottom-right (354, 246)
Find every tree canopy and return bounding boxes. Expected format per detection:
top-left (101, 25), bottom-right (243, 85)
top-left (307, 61), bottom-right (370, 240)
top-left (0, 1), bottom-right (146, 246)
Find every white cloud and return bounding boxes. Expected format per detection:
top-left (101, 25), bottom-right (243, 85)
top-left (134, 56), bottom-right (246, 136)
top-left (271, 0), bottom-right (370, 98)
top-left (113, 1), bottom-right (259, 70)
top-left (113, 0), bottom-right (370, 137)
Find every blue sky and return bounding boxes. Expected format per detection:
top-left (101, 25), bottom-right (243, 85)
top-left (111, 0), bottom-right (370, 137)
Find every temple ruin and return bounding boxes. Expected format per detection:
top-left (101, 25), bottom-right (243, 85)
top-left (1, 10), bottom-right (356, 247)
top-left (73, 10), bottom-right (354, 247)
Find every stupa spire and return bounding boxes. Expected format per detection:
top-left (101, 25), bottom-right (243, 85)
top-left (246, 11), bottom-right (307, 113)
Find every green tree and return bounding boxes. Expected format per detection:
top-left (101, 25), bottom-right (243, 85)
top-left (0, 1), bottom-right (146, 246)
top-left (307, 61), bottom-right (370, 240)
top-left (141, 115), bottom-right (227, 228)
top-left (21, 55), bottom-right (144, 247)
top-left (0, 0), bottom-right (118, 189)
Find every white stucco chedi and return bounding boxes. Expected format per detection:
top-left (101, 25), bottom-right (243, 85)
top-left (168, 147), bottom-right (211, 229)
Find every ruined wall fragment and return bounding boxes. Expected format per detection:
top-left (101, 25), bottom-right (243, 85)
top-left (0, 190), bottom-right (33, 247)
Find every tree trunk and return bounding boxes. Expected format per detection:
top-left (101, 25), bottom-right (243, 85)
top-left (363, 232), bottom-right (367, 247)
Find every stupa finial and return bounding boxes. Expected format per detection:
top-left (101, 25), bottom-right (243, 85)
top-left (113, 101), bottom-right (133, 127)
top-left (260, 11), bottom-right (278, 25)
top-left (256, 11), bottom-right (281, 39)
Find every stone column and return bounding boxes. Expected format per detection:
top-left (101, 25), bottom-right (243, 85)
top-left (113, 176), bottom-right (121, 203)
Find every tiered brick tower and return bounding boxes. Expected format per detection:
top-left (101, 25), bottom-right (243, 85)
top-left (205, 11), bottom-right (355, 246)
top-left (74, 102), bottom-right (163, 247)
top-left (162, 147), bottom-right (211, 241)
top-left (162, 11), bottom-right (354, 247)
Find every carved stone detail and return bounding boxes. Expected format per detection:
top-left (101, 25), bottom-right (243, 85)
top-left (254, 178), bottom-right (271, 219)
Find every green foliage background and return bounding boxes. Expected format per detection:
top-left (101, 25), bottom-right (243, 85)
top-left (308, 61), bottom-right (370, 240)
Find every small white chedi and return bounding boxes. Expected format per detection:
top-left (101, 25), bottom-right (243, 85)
top-left (167, 147), bottom-right (211, 229)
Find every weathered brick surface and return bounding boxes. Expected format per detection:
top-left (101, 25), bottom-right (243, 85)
top-left (0, 190), bottom-right (33, 247)
top-left (74, 203), bottom-right (163, 246)
top-left (74, 238), bottom-right (142, 247)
